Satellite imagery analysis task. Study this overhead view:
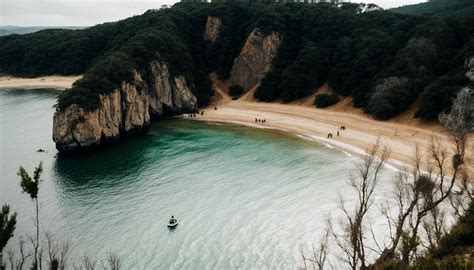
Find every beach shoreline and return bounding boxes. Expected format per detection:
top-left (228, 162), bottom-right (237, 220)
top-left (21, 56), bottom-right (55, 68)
top-left (188, 99), bottom-right (473, 177)
top-left (190, 117), bottom-right (419, 174)
top-left (0, 75), bottom-right (82, 90)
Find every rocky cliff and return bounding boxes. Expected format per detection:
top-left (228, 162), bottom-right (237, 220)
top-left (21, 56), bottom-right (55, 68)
top-left (204, 16), bottom-right (221, 43)
top-left (466, 56), bottom-right (474, 81)
top-left (53, 61), bottom-right (197, 153)
top-left (229, 29), bottom-right (282, 91)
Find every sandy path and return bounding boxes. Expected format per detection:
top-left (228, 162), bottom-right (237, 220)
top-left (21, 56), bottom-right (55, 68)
top-left (191, 86), bottom-right (473, 177)
top-left (0, 75), bottom-right (82, 90)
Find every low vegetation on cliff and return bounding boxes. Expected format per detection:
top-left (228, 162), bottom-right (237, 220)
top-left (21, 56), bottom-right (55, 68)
top-left (314, 93), bottom-right (341, 108)
top-left (0, 0), bottom-right (472, 121)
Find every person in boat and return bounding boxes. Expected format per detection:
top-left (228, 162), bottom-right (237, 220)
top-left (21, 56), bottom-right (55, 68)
top-left (169, 216), bottom-right (177, 224)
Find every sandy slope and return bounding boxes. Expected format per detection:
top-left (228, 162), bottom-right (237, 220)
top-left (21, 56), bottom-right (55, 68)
top-left (0, 75), bottom-right (82, 90)
top-left (191, 81), bottom-right (473, 177)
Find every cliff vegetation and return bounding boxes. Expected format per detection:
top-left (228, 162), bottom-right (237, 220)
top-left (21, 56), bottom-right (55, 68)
top-left (0, 0), bottom-right (472, 122)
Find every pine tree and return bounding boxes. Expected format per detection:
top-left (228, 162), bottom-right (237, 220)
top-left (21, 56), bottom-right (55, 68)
top-left (17, 162), bottom-right (43, 270)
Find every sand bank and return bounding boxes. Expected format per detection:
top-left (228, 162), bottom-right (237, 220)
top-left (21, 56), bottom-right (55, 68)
top-left (190, 84), bottom-right (473, 177)
top-left (0, 75), bottom-right (82, 90)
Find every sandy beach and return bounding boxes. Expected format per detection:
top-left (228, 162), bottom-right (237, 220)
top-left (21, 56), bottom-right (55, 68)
top-left (0, 75), bottom-right (81, 90)
top-left (191, 81), bottom-right (473, 176)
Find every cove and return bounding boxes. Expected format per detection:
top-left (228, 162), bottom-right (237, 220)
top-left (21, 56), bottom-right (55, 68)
top-left (0, 90), bottom-right (394, 269)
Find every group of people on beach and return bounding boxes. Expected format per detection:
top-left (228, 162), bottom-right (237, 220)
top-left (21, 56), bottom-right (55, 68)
top-left (188, 111), bottom-right (205, 118)
top-left (187, 107), bottom-right (348, 142)
top-left (327, 125), bottom-right (346, 139)
top-left (186, 106), bottom-right (217, 118)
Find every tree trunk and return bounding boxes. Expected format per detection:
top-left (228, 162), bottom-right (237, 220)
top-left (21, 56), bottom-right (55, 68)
top-left (35, 198), bottom-right (39, 270)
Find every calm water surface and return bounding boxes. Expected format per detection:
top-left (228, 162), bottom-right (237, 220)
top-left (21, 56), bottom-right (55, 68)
top-left (0, 90), bottom-right (393, 269)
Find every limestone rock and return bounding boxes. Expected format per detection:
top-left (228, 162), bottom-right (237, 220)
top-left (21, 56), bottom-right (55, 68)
top-left (173, 75), bottom-right (198, 112)
top-left (466, 56), bottom-right (474, 81)
top-left (53, 105), bottom-right (101, 153)
top-left (120, 77), bottom-right (150, 134)
top-left (98, 90), bottom-right (121, 139)
top-left (229, 29), bottom-right (282, 91)
top-left (53, 60), bottom-right (198, 153)
top-left (204, 16), bottom-right (222, 43)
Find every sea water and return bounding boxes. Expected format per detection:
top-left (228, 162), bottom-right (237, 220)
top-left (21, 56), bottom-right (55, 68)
top-left (0, 90), bottom-right (395, 269)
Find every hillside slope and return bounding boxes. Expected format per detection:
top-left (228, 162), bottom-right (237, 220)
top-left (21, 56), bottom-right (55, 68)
top-left (0, 26), bottom-right (85, 36)
top-left (0, 2), bottom-right (472, 152)
top-left (392, 0), bottom-right (474, 16)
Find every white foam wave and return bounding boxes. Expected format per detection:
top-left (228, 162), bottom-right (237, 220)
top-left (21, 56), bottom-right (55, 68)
top-left (195, 118), bottom-right (416, 172)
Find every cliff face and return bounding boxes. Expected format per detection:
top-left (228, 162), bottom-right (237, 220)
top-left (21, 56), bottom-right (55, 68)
top-left (229, 29), bottom-right (282, 91)
top-left (204, 16), bottom-right (221, 43)
top-left (53, 61), bottom-right (197, 153)
top-left (52, 24), bottom-right (281, 153)
top-left (466, 56), bottom-right (474, 81)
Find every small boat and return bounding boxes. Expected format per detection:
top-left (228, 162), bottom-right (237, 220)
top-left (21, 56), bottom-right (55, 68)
top-left (167, 221), bottom-right (178, 228)
top-left (168, 216), bottom-right (178, 228)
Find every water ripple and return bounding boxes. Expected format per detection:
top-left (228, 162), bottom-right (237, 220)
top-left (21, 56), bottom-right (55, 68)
top-left (0, 92), bottom-right (398, 269)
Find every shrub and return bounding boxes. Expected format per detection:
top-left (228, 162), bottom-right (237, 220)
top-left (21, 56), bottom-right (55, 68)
top-left (314, 93), bottom-right (341, 108)
top-left (434, 203), bottom-right (474, 258)
top-left (365, 76), bottom-right (413, 120)
top-left (411, 255), bottom-right (473, 270)
top-left (415, 74), bottom-right (469, 121)
top-left (229, 85), bottom-right (244, 98)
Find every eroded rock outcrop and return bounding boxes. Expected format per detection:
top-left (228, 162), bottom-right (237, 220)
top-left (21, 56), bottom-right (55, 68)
top-left (53, 61), bottom-right (197, 153)
top-left (466, 56), bottom-right (474, 81)
top-left (204, 16), bottom-right (222, 43)
top-left (229, 29), bottom-right (282, 91)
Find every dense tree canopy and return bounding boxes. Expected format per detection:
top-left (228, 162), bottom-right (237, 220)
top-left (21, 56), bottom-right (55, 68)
top-left (392, 0), bottom-right (474, 16)
top-left (251, 1), bottom-right (473, 120)
top-left (0, 0), bottom-right (472, 121)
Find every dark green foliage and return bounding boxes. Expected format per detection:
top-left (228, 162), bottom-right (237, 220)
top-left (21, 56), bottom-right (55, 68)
top-left (280, 44), bottom-right (331, 101)
top-left (314, 93), bottom-right (340, 108)
top-left (17, 163), bottom-right (43, 200)
top-left (17, 163), bottom-right (43, 269)
top-left (229, 85), bottom-right (244, 98)
top-left (192, 70), bottom-right (214, 107)
top-left (0, 204), bottom-right (17, 252)
top-left (435, 203), bottom-right (474, 258)
top-left (365, 77), bottom-right (413, 120)
top-left (204, 4), bottom-right (256, 79)
top-left (55, 87), bottom-right (101, 112)
top-left (415, 74), bottom-right (470, 121)
top-left (409, 203), bottom-right (474, 269)
top-left (253, 1), bottom-right (473, 120)
top-left (392, 0), bottom-right (474, 16)
top-left (1, 1), bottom-right (472, 120)
top-left (0, 26), bottom-right (85, 37)
top-left (0, 5), bottom-right (218, 112)
top-left (411, 256), bottom-right (473, 270)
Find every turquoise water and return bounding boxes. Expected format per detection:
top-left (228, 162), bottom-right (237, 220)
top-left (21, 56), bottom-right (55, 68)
top-left (0, 90), bottom-right (392, 269)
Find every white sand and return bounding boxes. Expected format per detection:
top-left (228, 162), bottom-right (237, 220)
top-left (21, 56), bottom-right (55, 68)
top-left (191, 78), bottom-right (473, 177)
top-left (0, 75), bottom-right (82, 90)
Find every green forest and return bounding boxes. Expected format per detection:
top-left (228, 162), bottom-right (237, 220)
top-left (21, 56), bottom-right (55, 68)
top-left (0, 0), bottom-right (472, 121)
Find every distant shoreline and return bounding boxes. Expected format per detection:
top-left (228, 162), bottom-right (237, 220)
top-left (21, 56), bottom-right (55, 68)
top-left (0, 75), bottom-right (82, 90)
